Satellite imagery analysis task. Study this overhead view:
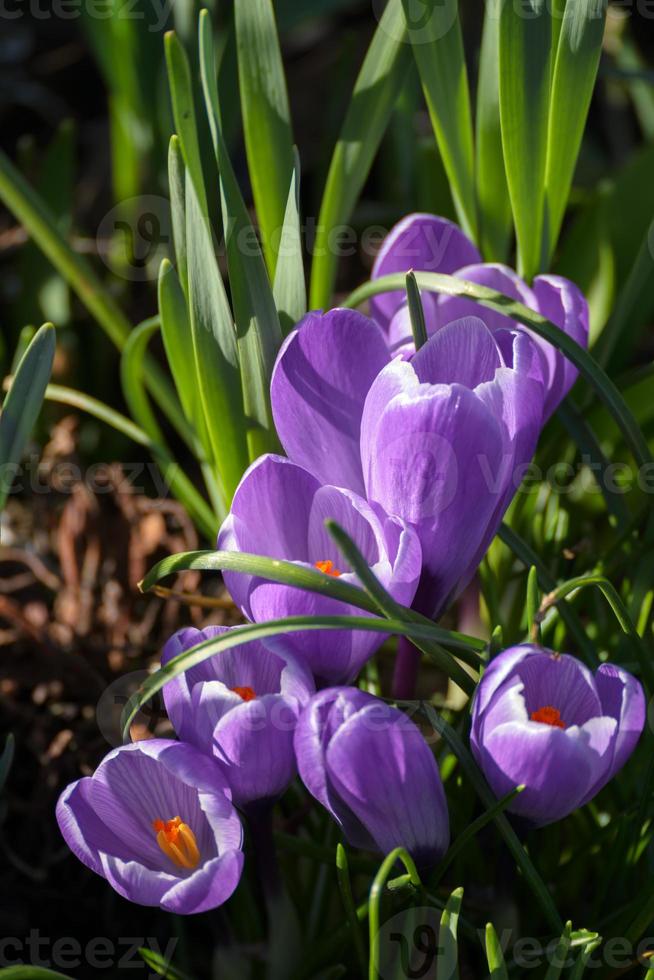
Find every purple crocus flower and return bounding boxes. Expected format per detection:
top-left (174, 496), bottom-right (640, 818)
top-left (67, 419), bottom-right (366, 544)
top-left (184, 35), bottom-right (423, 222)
top-left (217, 454), bottom-right (422, 685)
top-left (470, 645), bottom-right (646, 826)
top-left (56, 740), bottom-right (244, 913)
top-left (161, 626), bottom-right (314, 808)
top-left (371, 212), bottom-right (589, 417)
top-left (272, 310), bottom-right (543, 618)
top-left (295, 687), bottom-right (449, 868)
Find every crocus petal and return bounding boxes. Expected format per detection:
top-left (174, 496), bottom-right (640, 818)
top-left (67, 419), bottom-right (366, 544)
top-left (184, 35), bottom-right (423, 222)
top-left (361, 360), bottom-right (504, 616)
top-left (271, 309), bottom-right (390, 495)
top-left (476, 719), bottom-right (597, 825)
top-left (161, 625), bottom-right (228, 743)
top-left (294, 687), bottom-right (378, 849)
top-left (371, 214), bottom-right (481, 328)
top-left (101, 855), bottom-right (177, 908)
top-left (410, 316), bottom-right (504, 388)
top-left (594, 663), bottom-right (646, 774)
top-left (437, 262), bottom-right (537, 335)
top-left (532, 274), bottom-right (589, 417)
top-left (56, 778), bottom-right (133, 876)
top-left (326, 703), bottom-right (449, 866)
top-left (221, 456), bottom-right (421, 685)
top-left (218, 455), bottom-right (319, 615)
top-left (160, 850), bottom-right (244, 915)
top-left (212, 694), bottom-right (299, 807)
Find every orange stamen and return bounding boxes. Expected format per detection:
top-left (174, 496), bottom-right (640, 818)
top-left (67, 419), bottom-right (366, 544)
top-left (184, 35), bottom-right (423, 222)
top-left (315, 559), bottom-right (341, 577)
top-left (231, 685), bottom-right (256, 702)
top-left (530, 705), bottom-right (566, 729)
top-left (152, 816), bottom-right (200, 870)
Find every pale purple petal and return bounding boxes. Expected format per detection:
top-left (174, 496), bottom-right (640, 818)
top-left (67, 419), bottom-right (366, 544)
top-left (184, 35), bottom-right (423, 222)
top-left (326, 703), bottom-right (449, 866)
top-left (410, 316), bottom-right (504, 388)
top-left (371, 214), bottom-right (481, 328)
top-left (161, 851), bottom-right (244, 914)
top-left (271, 309), bottom-right (390, 495)
top-left (532, 274), bottom-right (589, 417)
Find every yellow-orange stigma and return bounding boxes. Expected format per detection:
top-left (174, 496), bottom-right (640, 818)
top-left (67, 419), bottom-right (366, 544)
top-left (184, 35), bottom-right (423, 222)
top-left (315, 559), bottom-right (341, 577)
top-left (530, 705), bottom-right (566, 729)
top-left (152, 816), bottom-right (200, 870)
top-left (231, 685), bottom-right (256, 702)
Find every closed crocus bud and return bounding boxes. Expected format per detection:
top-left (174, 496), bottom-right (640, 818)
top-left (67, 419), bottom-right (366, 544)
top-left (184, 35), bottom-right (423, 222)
top-left (217, 455), bottom-right (422, 686)
top-left (161, 626), bottom-right (314, 809)
top-left (56, 740), bottom-right (243, 913)
top-left (295, 688), bottom-right (450, 869)
top-left (470, 645), bottom-right (646, 826)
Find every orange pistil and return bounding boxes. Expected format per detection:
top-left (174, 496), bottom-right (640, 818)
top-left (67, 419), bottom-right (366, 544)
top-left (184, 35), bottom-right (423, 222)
top-left (314, 559), bottom-right (341, 577)
top-left (530, 705), bottom-right (566, 729)
top-left (231, 685), bottom-right (256, 702)
top-left (152, 816), bottom-right (200, 870)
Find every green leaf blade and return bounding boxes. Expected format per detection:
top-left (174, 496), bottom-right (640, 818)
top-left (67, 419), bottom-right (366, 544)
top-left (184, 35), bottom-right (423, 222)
top-left (0, 323), bottom-right (55, 512)
top-left (403, 0), bottom-right (477, 242)
top-left (234, 0), bottom-right (295, 277)
top-left (499, 0), bottom-right (552, 279)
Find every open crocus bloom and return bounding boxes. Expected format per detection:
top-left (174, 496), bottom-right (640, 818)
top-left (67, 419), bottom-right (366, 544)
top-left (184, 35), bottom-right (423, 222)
top-left (295, 687), bottom-right (449, 868)
top-left (218, 455), bottom-right (422, 686)
top-left (370, 212), bottom-right (589, 417)
top-left (161, 626), bottom-right (314, 808)
top-left (273, 311), bottom-right (543, 618)
top-left (470, 645), bottom-right (646, 826)
top-left (56, 740), bottom-right (244, 913)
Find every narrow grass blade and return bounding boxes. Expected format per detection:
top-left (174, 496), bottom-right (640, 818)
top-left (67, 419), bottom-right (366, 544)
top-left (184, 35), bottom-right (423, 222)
top-left (343, 271), bottom-right (654, 470)
top-left (309, 0), bottom-right (411, 309)
top-left (476, 0), bottom-right (512, 261)
top-left (0, 323), bottom-right (55, 511)
top-left (234, 0), bottom-right (294, 276)
top-left (199, 10), bottom-right (282, 462)
top-left (545, 0), bottom-right (607, 257)
top-left (273, 148), bottom-right (307, 334)
top-left (438, 886), bottom-right (463, 980)
top-left (121, 618), bottom-right (477, 739)
top-left (0, 733), bottom-right (15, 794)
top-left (485, 922), bottom-right (509, 978)
top-left (0, 150), bottom-right (130, 349)
top-left (168, 136), bottom-right (188, 295)
top-left (543, 921), bottom-right (572, 980)
top-left (406, 271), bottom-right (428, 350)
top-left (499, 0), bottom-right (552, 278)
top-left (422, 705), bottom-right (564, 933)
top-left (165, 31), bottom-right (208, 214)
top-left (403, 0), bottom-right (477, 241)
top-left (39, 384), bottom-right (217, 540)
top-left (368, 849), bottom-right (421, 980)
top-left (431, 787), bottom-right (524, 886)
top-left (335, 845), bottom-right (367, 977)
top-left (185, 170), bottom-right (249, 501)
top-left (139, 547), bottom-right (486, 659)
top-left (326, 519), bottom-right (481, 687)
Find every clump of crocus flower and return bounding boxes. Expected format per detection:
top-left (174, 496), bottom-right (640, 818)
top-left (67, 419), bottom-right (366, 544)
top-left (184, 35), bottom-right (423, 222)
top-left (470, 645), bottom-right (645, 825)
top-left (161, 625), bottom-right (315, 808)
top-left (218, 454), bottom-right (422, 684)
top-left (295, 687), bottom-right (450, 869)
top-left (56, 740), bottom-right (244, 913)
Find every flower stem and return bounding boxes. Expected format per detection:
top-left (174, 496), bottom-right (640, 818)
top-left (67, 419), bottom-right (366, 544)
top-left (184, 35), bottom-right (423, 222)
top-left (392, 636), bottom-right (422, 700)
top-left (247, 803), bottom-right (282, 903)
